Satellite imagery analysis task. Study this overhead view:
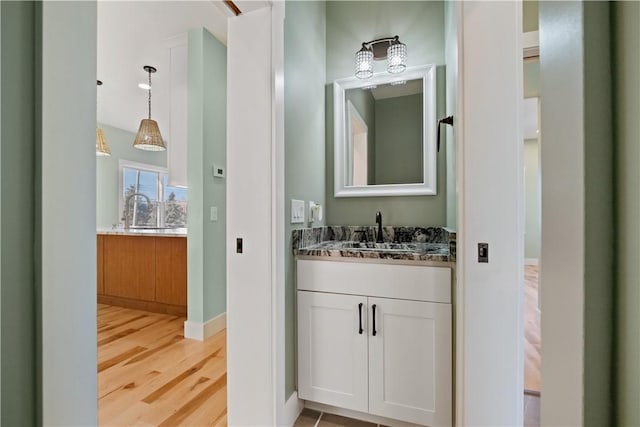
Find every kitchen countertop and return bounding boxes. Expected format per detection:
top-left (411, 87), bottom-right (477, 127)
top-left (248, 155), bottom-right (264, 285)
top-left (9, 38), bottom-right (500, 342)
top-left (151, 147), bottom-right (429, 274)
top-left (97, 227), bottom-right (187, 237)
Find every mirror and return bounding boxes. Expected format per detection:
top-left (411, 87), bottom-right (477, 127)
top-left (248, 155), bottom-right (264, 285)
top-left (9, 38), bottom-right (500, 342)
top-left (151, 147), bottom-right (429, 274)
top-left (334, 65), bottom-right (437, 197)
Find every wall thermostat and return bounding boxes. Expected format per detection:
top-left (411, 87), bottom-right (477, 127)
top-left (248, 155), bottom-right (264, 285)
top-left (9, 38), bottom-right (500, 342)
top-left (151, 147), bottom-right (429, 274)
top-left (213, 165), bottom-right (225, 178)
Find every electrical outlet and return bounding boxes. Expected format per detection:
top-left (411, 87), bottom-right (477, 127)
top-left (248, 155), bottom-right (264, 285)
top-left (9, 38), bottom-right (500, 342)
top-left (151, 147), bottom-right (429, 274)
top-left (291, 199), bottom-right (305, 224)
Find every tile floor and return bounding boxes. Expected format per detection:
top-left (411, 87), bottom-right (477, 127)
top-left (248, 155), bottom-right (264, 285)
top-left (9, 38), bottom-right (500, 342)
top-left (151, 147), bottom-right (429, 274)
top-left (294, 409), bottom-right (380, 427)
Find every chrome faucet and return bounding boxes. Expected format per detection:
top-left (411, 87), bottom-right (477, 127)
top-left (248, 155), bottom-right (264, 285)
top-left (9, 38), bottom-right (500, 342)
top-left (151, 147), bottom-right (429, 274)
top-left (375, 211), bottom-right (383, 243)
top-left (124, 192), bottom-right (151, 230)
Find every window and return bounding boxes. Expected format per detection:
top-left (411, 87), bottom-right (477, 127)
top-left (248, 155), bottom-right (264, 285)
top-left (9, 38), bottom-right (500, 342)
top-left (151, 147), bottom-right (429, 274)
top-left (120, 161), bottom-right (188, 228)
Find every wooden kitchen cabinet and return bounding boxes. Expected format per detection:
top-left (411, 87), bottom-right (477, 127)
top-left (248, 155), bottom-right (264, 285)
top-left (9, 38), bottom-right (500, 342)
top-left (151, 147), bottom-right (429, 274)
top-left (103, 235), bottom-right (156, 301)
top-left (99, 234), bottom-right (187, 315)
top-left (97, 234), bottom-right (104, 295)
top-left (155, 237), bottom-right (187, 306)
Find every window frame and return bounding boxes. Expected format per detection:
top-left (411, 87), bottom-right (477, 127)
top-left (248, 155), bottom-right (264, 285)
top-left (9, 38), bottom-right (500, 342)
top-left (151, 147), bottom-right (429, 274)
top-left (118, 160), bottom-right (169, 228)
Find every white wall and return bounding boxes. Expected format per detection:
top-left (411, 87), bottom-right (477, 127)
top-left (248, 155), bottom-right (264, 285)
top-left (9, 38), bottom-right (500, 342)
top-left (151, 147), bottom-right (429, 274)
top-left (458, 2), bottom-right (523, 425)
top-left (37, 1), bottom-right (97, 424)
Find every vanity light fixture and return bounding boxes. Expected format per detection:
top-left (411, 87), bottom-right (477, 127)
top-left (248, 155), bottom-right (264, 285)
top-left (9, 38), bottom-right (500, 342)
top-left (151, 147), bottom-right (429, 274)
top-left (96, 80), bottom-right (112, 157)
top-left (355, 35), bottom-right (407, 79)
top-left (133, 65), bottom-right (166, 151)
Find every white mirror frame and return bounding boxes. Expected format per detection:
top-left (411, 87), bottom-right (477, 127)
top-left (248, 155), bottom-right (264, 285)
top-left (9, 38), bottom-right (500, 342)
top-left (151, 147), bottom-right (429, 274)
top-left (334, 64), bottom-right (437, 197)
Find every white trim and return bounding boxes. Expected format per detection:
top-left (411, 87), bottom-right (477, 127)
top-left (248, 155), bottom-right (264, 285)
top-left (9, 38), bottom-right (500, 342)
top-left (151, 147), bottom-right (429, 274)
top-left (333, 65), bottom-right (437, 197)
top-left (282, 392), bottom-right (304, 427)
top-left (452, 2), bottom-right (465, 425)
top-left (525, 258), bottom-right (539, 266)
top-left (183, 312), bottom-right (226, 341)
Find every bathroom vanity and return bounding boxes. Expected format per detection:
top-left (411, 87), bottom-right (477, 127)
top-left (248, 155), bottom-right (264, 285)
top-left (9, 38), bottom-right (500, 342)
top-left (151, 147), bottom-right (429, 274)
top-left (294, 226), bottom-right (454, 427)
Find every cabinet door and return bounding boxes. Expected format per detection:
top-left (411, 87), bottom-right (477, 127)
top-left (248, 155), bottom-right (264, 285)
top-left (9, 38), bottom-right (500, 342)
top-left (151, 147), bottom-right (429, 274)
top-left (368, 297), bottom-right (452, 426)
top-left (298, 291), bottom-right (368, 413)
top-left (103, 235), bottom-right (156, 301)
top-left (155, 237), bottom-right (187, 306)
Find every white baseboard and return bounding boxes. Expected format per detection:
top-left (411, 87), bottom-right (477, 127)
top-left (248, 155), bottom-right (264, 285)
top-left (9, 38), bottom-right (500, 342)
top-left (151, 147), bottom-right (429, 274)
top-left (525, 258), bottom-right (539, 266)
top-left (184, 312), bottom-right (226, 341)
top-left (280, 392), bottom-right (304, 426)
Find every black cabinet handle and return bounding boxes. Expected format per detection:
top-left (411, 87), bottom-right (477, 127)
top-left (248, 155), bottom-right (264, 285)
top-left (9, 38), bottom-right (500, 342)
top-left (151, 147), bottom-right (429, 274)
top-left (372, 304), bottom-right (377, 336)
top-left (358, 303), bottom-right (364, 334)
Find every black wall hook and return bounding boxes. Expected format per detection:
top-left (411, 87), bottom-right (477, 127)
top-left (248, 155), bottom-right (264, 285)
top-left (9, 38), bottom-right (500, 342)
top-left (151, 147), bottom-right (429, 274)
top-left (437, 115), bottom-right (454, 152)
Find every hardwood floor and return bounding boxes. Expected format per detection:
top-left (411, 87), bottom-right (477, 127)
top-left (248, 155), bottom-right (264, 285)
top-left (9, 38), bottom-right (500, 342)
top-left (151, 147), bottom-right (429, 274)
top-left (524, 265), bottom-right (541, 392)
top-left (98, 304), bottom-right (227, 426)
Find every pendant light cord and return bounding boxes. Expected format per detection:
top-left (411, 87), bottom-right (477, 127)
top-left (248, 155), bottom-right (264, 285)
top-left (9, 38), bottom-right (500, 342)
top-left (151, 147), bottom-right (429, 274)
top-left (147, 70), bottom-right (152, 119)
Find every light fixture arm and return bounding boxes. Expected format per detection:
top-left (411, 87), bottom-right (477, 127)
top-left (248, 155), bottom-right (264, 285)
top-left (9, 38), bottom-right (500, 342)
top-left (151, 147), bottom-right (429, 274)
top-left (361, 35), bottom-right (401, 60)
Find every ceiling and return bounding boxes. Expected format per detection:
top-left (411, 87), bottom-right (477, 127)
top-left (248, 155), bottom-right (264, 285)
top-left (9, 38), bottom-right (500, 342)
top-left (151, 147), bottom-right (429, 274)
top-left (97, 0), bottom-right (268, 139)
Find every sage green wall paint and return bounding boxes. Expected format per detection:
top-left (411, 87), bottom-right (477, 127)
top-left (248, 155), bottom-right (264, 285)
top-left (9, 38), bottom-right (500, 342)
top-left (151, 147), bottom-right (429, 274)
top-left (374, 94), bottom-right (422, 185)
top-left (1, 2), bottom-right (36, 424)
top-left (284, 0), bottom-right (326, 398)
top-left (523, 0), bottom-right (539, 33)
top-left (582, 4), bottom-right (613, 425)
top-left (345, 88), bottom-right (375, 183)
top-left (37, 1), bottom-right (98, 423)
top-left (187, 28), bottom-right (227, 324)
top-left (326, 1), bottom-right (444, 83)
top-left (524, 139), bottom-right (540, 259)
top-left (96, 123), bottom-right (166, 229)
top-left (613, 2), bottom-right (640, 425)
top-left (524, 49), bottom-right (540, 261)
top-left (325, 1), bottom-right (446, 227)
top-left (524, 60), bottom-right (540, 98)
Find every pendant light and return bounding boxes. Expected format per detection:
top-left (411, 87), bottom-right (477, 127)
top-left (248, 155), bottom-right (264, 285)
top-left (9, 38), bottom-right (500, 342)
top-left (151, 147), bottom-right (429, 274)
top-left (133, 65), bottom-right (166, 151)
top-left (96, 80), bottom-right (112, 156)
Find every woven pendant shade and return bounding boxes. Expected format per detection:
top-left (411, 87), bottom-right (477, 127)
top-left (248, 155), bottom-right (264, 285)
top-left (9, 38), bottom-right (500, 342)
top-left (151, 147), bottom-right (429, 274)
top-left (133, 119), bottom-right (165, 151)
top-left (134, 65), bottom-right (166, 151)
top-left (96, 127), bottom-right (111, 156)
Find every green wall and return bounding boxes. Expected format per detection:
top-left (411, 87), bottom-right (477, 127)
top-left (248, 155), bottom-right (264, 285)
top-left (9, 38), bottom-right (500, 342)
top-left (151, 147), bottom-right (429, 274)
top-left (284, 0), bottom-right (326, 399)
top-left (524, 60), bottom-right (540, 99)
top-left (374, 93), bottom-right (422, 185)
top-left (96, 123), bottom-right (166, 229)
top-left (1, 2), bottom-right (36, 424)
top-left (325, 1), bottom-right (446, 227)
top-left (187, 28), bottom-right (227, 324)
top-left (582, 4), bottom-right (614, 425)
top-left (524, 139), bottom-right (540, 259)
top-left (523, 0), bottom-right (539, 33)
top-left (613, 2), bottom-right (640, 425)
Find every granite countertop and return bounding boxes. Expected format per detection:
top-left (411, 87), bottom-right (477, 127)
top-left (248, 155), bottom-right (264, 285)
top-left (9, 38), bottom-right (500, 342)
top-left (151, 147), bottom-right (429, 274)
top-left (97, 227), bottom-right (187, 237)
top-left (296, 240), bottom-right (451, 262)
top-left (293, 226), bottom-right (456, 263)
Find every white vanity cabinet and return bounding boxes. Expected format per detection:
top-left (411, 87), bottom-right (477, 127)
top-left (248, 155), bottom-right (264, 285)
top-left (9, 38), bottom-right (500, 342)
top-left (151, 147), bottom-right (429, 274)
top-left (297, 259), bottom-right (452, 427)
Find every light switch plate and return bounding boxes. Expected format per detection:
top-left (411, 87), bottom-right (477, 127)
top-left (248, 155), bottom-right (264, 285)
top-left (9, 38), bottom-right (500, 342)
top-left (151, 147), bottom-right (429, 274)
top-left (291, 199), bottom-right (305, 224)
top-left (210, 206), bottom-right (218, 222)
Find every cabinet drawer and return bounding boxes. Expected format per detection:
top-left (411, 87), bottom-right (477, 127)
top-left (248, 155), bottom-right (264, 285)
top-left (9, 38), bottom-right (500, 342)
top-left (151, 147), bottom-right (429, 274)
top-left (297, 259), bottom-right (451, 303)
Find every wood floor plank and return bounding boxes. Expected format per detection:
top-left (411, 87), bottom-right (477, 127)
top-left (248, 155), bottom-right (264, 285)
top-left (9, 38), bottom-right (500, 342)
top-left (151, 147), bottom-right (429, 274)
top-left (98, 346), bottom-right (148, 372)
top-left (524, 265), bottom-right (541, 392)
top-left (98, 305), bottom-right (227, 427)
top-left (142, 348), bottom-right (222, 403)
top-left (156, 373), bottom-right (227, 427)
